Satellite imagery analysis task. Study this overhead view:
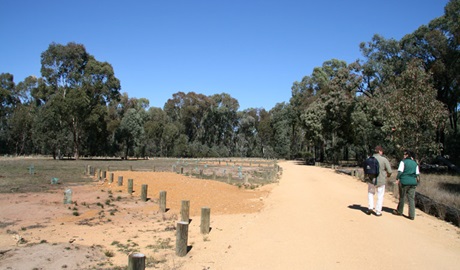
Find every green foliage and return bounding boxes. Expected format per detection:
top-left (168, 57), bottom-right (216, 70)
top-left (0, 1), bottom-right (457, 163)
top-left (380, 60), bottom-right (449, 161)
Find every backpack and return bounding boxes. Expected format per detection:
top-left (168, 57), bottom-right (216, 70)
top-left (364, 156), bottom-right (380, 176)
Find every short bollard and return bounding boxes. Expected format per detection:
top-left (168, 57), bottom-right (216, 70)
top-left (180, 200), bottom-right (190, 222)
top-left (128, 179), bottom-right (134, 195)
top-left (141, 184), bottom-right (148, 202)
top-left (200, 207), bottom-right (211, 234)
top-left (159, 190), bottom-right (167, 212)
top-left (128, 252), bottom-right (145, 270)
top-left (64, 189), bottom-right (72, 204)
top-left (176, 221), bottom-right (189, 257)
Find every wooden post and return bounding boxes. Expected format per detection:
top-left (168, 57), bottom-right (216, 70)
top-left (180, 167), bottom-right (184, 174)
top-left (141, 184), bottom-right (148, 202)
top-left (102, 170), bottom-right (107, 179)
top-left (128, 252), bottom-right (145, 270)
top-left (175, 221), bottom-right (189, 257)
top-left (200, 207), bottom-right (211, 234)
top-left (109, 173), bottom-right (114, 183)
top-left (118, 176), bottom-right (123, 186)
top-left (159, 190), bottom-right (167, 212)
top-left (180, 200), bottom-right (190, 222)
top-left (128, 179), bottom-right (134, 195)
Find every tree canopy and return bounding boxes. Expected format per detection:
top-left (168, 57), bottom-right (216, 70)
top-left (0, 0), bottom-right (458, 165)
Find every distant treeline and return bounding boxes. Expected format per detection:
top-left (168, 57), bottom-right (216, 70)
top-left (1, 0), bottom-right (459, 165)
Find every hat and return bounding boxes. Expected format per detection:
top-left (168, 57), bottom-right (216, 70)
top-left (375, 146), bottom-right (384, 153)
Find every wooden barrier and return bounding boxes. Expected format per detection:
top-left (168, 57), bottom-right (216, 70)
top-left (180, 200), bottom-right (190, 222)
top-left (128, 179), bottom-right (134, 195)
top-left (128, 252), bottom-right (145, 270)
top-left (200, 207), bottom-right (211, 234)
top-left (141, 184), bottom-right (148, 202)
top-left (176, 221), bottom-right (189, 257)
top-left (159, 191), bottom-right (167, 212)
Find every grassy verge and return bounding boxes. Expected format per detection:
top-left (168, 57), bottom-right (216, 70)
top-left (416, 173), bottom-right (460, 210)
top-left (0, 157), bottom-right (280, 193)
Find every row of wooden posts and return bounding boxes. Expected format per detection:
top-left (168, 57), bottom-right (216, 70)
top-left (86, 165), bottom-right (210, 270)
top-left (86, 162), bottom-right (279, 184)
top-left (126, 206), bottom-right (210, 269)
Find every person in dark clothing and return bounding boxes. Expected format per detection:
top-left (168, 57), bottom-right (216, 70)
top-left (393, 150), bottom-right (420, 220)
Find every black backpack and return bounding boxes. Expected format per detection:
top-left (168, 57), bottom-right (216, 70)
top-left (364, 156), bottom-right (380, 176)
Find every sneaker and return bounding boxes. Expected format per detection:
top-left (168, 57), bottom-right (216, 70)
top-left (375, 212), bottom-right (382, 217)
top-left (366, 209), bottom-right (372, 215)
top-left (392, 210), bottom-right (402, 216)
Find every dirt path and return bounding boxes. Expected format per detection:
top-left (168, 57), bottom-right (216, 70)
top-left (181, 161), bottom-right (460, 269)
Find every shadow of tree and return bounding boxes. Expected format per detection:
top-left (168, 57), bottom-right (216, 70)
top-left (439, 182), bottom-right (460, 195)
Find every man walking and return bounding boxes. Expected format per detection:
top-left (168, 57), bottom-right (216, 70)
top-left (366, 146), bottom-right (392, 216)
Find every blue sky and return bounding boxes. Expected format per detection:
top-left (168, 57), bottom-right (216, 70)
top-left (0, 0), bottom-right (449, 110)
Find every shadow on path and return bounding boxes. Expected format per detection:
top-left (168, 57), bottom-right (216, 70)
top-left (348, 204), bottom-right (395, 215)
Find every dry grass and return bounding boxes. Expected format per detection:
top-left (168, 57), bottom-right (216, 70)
top-left (0, 156), bottom-right (279, 194)
top-left (417, 173), bottom-right (460, 209)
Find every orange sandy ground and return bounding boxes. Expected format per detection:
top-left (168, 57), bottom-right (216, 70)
top-left (0, 171), bottom-right (273, 269)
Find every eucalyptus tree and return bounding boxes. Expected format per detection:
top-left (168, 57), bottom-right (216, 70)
top-left (269, 102), bottom-right (293, 159)
top-left (205, 93), bottom-right (239, 154)
top-left (400, 0), bottom-right (460, 133)
top-left (0, 73), bottom-right (17, 152)
top-left (294, 59), bottom-right (361, 162)
top-left (359, 35), bottom-right (405, 96)
top-left (40, 42), bottom-right (121, 159)
top-left (117, 108), bottom-right (145, 159)
top-left (254, 108), bottom-right (273, 158)
top-left (7, 76), bottom-right (41, 155)
top-left (164, 91), bottom-right (210, 145)
top-left (237, 108), bottom-right (268, 157)
top-left (235, 110), bottom-right (256, 157)
top-left (32, 102), bottom-right (71, 158)
top-left (161, 122), bottom-right (179, 157)
top-left (375, 60), bottom-right (448, 162)
top-left (144, 107), bottom-right (168, 156)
